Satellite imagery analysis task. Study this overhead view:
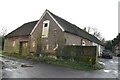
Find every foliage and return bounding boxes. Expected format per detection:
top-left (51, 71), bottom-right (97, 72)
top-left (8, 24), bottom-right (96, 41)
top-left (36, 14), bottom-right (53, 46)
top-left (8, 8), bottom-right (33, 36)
top-left (1, 50), bottom-right (103, 70)
top-left (84, 27), bottom-right (105, 41)
top-left (56, 46), bottom-right (62, 59)
top-left (0, 36), bottom-right (2, 50)
top-left (0, 27), bottom-right (7, 51)
top-left (105, 40), bottom-right (113, 51)
top-left (56, 45), bottom-right (97, 65)
top-left (39, 55), bottom-right (103, 70)
top-left (112, 33), bottom-right (120, 46)
top-left (1, 52), bottom-right (24, 58)
top-left (0, 36), bottom-right (5, 51)
top-left (35, 44), bottom-right (43, 56)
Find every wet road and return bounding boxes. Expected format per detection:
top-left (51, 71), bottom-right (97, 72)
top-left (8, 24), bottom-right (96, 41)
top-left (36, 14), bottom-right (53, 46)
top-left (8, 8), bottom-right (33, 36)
top-left (0, 54), bottom-right (119, 78)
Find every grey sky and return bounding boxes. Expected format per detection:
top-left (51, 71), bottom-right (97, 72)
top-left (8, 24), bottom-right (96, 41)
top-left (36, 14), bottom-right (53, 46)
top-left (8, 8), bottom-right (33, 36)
top-left (0, 0), bottom-right (119, 40)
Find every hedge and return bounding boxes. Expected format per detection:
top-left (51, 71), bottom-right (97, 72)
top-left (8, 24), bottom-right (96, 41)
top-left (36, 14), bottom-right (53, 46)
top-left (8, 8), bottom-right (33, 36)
top-left (56, 45), bottom-right (97, 65)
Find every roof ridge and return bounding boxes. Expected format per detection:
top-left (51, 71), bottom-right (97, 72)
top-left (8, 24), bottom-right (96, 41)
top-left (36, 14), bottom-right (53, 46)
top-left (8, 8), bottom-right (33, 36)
top-left (48, 10), bottom-right (76, 27)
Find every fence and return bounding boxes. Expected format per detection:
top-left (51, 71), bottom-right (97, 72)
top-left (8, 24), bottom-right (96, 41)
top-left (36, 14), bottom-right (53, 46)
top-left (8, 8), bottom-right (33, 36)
top-left (56, 45), bottom-right (98, 65)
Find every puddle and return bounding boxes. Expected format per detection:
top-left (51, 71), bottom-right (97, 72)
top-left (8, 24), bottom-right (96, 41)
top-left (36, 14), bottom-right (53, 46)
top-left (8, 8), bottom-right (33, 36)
top-left (113, 71), bottom-right (118, 74)
top-left (110, 61), bottom-right (118, 64)
top-left (98, 61), bottom-right (105, 66)
top-left (103, 70), bottom-right (118, 75)
top-left (104, 70), bottom-right (112, 73)
top-left (4, 68), bottom-right (17, 71)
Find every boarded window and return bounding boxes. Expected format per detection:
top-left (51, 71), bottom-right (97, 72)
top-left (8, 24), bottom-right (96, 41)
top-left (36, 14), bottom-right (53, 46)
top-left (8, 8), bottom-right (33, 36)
top-left (42, 20), bottom-right (50, 38)
top-left (46, 44), bottom-right (49, 50)
top-left (32, 41), bottom-right (35, 47)
top-left (12, 41), bottom-right (16, 47)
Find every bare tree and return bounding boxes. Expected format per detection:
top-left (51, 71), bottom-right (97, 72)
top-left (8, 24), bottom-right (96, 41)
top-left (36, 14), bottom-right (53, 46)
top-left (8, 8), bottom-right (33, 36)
top-left (0, 27), bottom-right (7, 51)
top-left (0, 27), bottom-right (7, 36)
top-left (84, 26), bottom-right (104, 42)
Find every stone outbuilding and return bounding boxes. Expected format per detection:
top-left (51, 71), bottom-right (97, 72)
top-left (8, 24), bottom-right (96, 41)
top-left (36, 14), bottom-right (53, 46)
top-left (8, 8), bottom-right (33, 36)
top-left (4, 9), bottom-right (104, 56)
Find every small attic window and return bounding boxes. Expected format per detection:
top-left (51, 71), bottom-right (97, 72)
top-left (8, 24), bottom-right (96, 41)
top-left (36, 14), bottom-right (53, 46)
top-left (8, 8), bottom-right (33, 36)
top-left (82, 40), bottom-right (85, 46)
top-left (44, 23), bottom-right (48, 27)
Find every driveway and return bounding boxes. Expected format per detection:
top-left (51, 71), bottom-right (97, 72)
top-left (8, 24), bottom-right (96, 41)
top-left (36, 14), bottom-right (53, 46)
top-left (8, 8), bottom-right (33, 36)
top-left (0, 54), bottom-right (119, 78)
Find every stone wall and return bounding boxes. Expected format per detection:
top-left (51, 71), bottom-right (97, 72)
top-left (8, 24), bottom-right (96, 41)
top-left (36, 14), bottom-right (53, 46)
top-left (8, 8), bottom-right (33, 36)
top-left (4, 36), bottom-right (29, 53)
top-left (31, 12), bottom-right (65, 53)
top-left (64, 32), bottom-right (93, 46)
top-left (64, 32), bottom-right (82, 45)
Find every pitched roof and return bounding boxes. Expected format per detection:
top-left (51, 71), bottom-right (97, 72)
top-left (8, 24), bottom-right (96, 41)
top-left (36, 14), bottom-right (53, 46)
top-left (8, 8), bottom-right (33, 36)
top-left (6, 20), bottom-right (38, 37)
top-left (48, 10), bottom-right (104, 45)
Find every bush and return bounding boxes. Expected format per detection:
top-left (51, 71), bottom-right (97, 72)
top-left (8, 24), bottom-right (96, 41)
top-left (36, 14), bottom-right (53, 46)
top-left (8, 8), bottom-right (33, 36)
top-left (36, 44), bottom-right (43, 56)
top-left (62, 46), bottom-right (71, 60)
top-left (56, 46), bottom-right (62, 59)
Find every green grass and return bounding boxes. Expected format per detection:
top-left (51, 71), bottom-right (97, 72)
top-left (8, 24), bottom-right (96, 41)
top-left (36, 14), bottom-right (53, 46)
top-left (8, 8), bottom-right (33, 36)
top-left (39, 56), bottom-right (104, 71)
top-left (1, 51), bottom-right (40, 61)
top-left (1, 52), bottom-right (26, 59)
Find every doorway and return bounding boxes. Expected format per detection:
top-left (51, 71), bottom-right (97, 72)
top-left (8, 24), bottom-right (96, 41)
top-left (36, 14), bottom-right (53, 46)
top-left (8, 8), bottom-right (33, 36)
top-left (19, 41), bottom-right (29, 55)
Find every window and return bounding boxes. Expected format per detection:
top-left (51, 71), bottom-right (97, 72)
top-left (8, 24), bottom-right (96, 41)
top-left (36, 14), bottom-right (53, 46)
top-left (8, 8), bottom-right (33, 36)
top-left (44, 23), bottom-right (48, 27)
top-left (82, 40), bottom-right (85, 46)
top-left (42, 20), bottom-right (50, 38)
top-left (32, 41), bottom-right (35, 48)
top-left (25, 43), bottom-right (28, 47)
top-left (23, 42), bottom-right (28, 47)
top-left (12, 41), bottom-right (16, 47)
top-left (46, 44), bottom-right (49, 50)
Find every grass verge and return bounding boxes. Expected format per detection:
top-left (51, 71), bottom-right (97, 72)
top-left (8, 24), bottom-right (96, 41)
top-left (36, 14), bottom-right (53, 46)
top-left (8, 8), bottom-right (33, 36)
top-left (39, 56), bottom-right (104, 71)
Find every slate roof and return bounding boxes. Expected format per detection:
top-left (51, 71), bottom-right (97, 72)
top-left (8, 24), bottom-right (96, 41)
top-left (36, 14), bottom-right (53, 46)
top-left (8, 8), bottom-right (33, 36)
top-left (6, 20), bottom-right (38, 37)
top-left (48, 10), bottom-right (104, 45)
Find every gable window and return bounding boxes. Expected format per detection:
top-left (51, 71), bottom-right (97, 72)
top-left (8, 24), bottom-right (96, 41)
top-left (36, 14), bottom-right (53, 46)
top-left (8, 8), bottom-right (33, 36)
top-left (42, 20), bottom-right (50, 38)
top-left (32, 41), bottom-right (35, 48)
top-left (12, 41), bottom-right (16, 47)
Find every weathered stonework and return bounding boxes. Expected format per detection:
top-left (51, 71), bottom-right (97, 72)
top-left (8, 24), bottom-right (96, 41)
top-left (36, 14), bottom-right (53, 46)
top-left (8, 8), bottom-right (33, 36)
top-left (30, 13), bottom-right (65, 53)
top-left (4, 36), bottom-right (29, 55)
top-left (4, 10), bottom-right (103, 55)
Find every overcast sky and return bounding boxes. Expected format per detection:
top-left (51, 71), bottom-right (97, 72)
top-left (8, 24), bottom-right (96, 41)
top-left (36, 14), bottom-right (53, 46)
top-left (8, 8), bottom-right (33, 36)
top-left (0, 0), bottom-right (119, 40)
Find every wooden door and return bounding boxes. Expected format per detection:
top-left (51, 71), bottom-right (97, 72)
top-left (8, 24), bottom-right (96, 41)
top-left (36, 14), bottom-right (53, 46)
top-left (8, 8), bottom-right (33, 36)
top-left (19, 41), bottom-right (29, 55)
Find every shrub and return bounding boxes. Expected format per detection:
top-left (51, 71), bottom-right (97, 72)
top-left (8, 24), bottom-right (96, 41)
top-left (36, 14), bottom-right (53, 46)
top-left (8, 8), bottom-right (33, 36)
top-left (62, 46), bottom-right (71, 60)
top-left (36, 44), bottom-right (43, 56)
top-left (56, 46), bottom-right (62, 59)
